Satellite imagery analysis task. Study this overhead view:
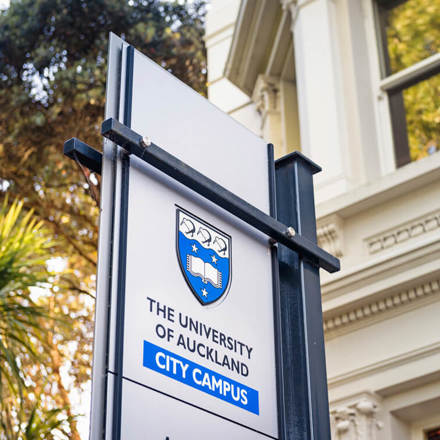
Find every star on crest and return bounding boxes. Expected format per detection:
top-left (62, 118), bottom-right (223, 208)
top-left (192, 244), bottom-right (198, 253)
top-left (211, 255), bottom-right (218, 264)
top-left (201, 288), bottom-right (208, 297)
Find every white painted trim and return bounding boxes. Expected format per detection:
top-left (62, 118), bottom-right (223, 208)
top-left (411, 416), bottom-right (440, 440)
top-left (329, 391), bottom-right (382, 408)
top-left (298, 0), bottom-right (319, 9)
top-left (237, 0), bottom-right (268, 88)
top-left (328, 341), bottom-right (440, 389)
top-left (324, 278), bottom-right (440, 337)
top-left (362, 0), bottom-right (396, 174)
top-left (227, 100), bottom-right (255, 115)
top-left (206, 76), bottom-right (225, 87)
top-left (223, 0), bottom-right (248, 79)
top-left (322, 233), bottom-right (440, 300)
top-left (316, 150), bottom-right (440, 219)
top-left (380, 53), bottom-right (440, 91)
top-left (204, 27), bottom-right (235, 48)
top-left (315, 173), bottom-right (346, 189)
top-left (365, 209), bottom-right (440, 255)
top-left (265, 9), bottom-right (290, 77)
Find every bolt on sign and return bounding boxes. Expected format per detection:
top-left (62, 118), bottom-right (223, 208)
top-left (81, 34), bottom-right (339, 440)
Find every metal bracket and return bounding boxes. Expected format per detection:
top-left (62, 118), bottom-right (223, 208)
top-left (99, 118), bottom-right (339, 273)
top-left (63, 120), bottom-right (340, 272)
top-left (64, 138), bottom-right (103, 175)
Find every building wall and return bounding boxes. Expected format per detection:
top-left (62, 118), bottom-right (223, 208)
top-left (206, 1), bottom-right (440, 439)
top-left (205, 0), bottom-right (261, 134)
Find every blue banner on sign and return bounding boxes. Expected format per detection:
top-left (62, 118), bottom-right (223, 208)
top-left (143, 340), bottom-right (259, 415)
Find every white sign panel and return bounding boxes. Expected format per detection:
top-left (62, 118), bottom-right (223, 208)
top-left (95, 36), bottom-right (279, 440)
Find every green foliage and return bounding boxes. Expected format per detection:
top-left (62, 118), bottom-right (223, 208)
top-left (2, 395), bottom-right (73, 440)
top-left (0, 199), bottom-right (52, 395)
top-left (0, 200), bottom-right (73, 439)
top-left (0, 0), bottom-right (206, 280)
top-left (385, 0), bottom-right (440, 73)
top-left (23, 402), bottom-right (71, 440)
top-left (0, 199), bottom-right (51, 291)
top-left (403, 75), bottom-right (440, 161)
top-left (0, 1), bottom-right (206, 436)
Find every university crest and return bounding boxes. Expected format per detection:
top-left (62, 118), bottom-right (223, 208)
top-left (176, 207), bottom-right (231, 306)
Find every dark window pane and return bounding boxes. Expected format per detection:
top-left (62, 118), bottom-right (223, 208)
top-left (381, 0), bottom-right (440, 74)
top-left (402, 73), bottom-right (440, 161)
top-left (427, 427), bottom-right (440, 440)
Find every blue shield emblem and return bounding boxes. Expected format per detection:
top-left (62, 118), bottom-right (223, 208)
top-left (176, 207), bottom-right (231, 306)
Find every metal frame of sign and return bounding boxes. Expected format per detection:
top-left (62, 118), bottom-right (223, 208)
top-left (274, 153), bottom-right (332, 440)
top-left (86, 33), bottom-right (122, 440)
top-left (64, 34), bottom-right (339, 440)
top-left (100, 118), bottom-right (338, 273)
top-left (111, 44), bottom-right (134, 439)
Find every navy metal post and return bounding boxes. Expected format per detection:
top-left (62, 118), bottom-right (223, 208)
top-left (275, 152), bottom-right (331, 440)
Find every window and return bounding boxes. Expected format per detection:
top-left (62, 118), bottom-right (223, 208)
top-left (427, 427), bottom-right (440, 440)
top-left (376, 0), bottom-right (440, 167)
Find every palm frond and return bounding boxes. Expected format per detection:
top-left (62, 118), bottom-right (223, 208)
top-left (0, 199), bottom-right (56, 393)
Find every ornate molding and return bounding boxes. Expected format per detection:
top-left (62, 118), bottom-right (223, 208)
top-left (317, 214), bottom-right (344, 258)
top-left (280, 0), bottom-right (299, 28)
top-left (366, 210), bottom-right (440, 255)
top-left (331, 396), bottom-right (383, 440)
top-left (252, 75), bottom-right (279, 116)
top-left (252, 75), bottom-right (283, 148)
top-left (280, 0), bottom-right (298, 12)
top-left (324, 278), bottom-right (440, 334)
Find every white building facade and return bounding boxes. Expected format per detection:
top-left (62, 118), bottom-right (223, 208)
top-left (205, 1), bottom-right (440, 439)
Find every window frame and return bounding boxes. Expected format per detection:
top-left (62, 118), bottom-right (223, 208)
top-left (373, 0), bottom-right (440, 167)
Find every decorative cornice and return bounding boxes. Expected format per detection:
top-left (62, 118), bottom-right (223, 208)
top-left (321, 233), bottom-right (440, 302)
top-left (324, 278), bottom-right (440, 334)
top-left (366, 210), bottom-right (440, 255)
top-left (317, 214), bottom-right (344, 258)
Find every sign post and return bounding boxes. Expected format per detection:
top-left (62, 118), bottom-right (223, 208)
top-left (275, 153), bottom-right (332, 439)
top-left (63, 34), bottom-right (339, 440)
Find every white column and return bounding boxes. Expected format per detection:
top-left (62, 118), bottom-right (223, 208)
top-left (280, 79), bottom-right (301, 154)
top-left (281, 0), bottom-right (354, 202)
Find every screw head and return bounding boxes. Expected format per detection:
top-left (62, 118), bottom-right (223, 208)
top-left (139, 136), bottom-right (151, 148)
top-left (286, 226), bottom-right (296, 238)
